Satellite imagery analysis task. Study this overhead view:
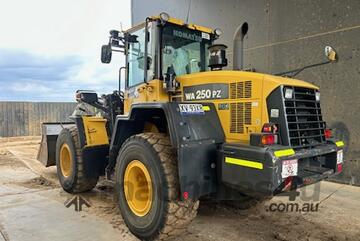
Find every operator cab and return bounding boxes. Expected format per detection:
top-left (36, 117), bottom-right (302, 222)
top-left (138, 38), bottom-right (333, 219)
top-left (161, 23), bottom-right (213, 76)
top-left (101, 13), bottom-right (223, 90)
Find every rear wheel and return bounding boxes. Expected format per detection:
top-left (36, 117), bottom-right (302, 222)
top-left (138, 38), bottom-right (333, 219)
top-left (115, 133), bottom-right (199, 240)
top-left (56, 126), bottom-right (98, 193)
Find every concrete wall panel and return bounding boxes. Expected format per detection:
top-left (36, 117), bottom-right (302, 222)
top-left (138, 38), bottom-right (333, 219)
top-left (132, 0), bottom-right (360, 185)
top-left (0, 102), bottom-right (76, 137)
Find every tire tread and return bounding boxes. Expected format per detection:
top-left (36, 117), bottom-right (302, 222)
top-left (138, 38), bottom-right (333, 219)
top-left (117, 133), bottom-right (199, 240)
top-left (67, 126), bottom-right (98, 193)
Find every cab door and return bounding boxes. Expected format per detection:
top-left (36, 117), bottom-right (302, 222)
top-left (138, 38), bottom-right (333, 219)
top-left (124, 23), bottom-right (157, 113)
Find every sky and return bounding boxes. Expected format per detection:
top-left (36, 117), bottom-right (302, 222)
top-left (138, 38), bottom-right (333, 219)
top-left (0, 0), bottom-right (131, 102)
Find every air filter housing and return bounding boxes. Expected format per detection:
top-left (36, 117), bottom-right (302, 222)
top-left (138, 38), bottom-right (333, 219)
top-left (208, 44), bottom-right (228, 70)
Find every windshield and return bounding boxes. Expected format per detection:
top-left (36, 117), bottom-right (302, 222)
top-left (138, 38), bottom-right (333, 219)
top-left (162, 24), bottom-right (212, 76)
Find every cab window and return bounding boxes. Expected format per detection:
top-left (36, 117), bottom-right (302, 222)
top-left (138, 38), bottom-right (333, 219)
top-left (162, 24), bottom-right (212, 77)
top-left (127, 26), bottom-right (154, 87)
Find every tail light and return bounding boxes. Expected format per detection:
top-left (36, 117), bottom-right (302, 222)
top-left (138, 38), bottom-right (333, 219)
top-left (337, 164), bottom-right (343, 173)
top-left (262, 134), bottom-right (276, 145)
top-left (251, 123), bottom-right (279, 146)
top-left (251, 133), bottom-right (278, 146)
top-left (262, 123), bottom-right (278, 133)
top-left (325, 129), bottom-right (332, 139)
top-left (336, 150), bottom-right (343, 173)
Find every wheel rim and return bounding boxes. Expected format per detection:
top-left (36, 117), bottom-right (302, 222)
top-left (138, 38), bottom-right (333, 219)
top-left (124, 160), bottom-right (153, 217)
top-left (60, 144), bottom-right (72, 177)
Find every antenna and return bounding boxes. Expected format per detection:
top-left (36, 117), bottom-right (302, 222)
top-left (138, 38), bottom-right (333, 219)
top-left (120, 22), bottom-right (124, 33)
top-left (185, 0), bottom-right (192, 24)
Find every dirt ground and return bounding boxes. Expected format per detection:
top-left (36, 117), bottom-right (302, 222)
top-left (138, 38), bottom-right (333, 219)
top-left (1, 136), bottom-right (360, 241)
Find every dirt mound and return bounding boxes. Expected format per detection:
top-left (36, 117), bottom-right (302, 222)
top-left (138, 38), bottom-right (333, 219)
top-left (0, 150), bottom-right (11, 155)
top-left (19, 176), bottom-right (59, 189)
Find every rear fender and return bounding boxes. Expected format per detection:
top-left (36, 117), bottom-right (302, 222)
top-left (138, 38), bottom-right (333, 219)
top-left (37, 116), bottom-right (109, 176)
top-left (110, 102), bottom-right (225, 200)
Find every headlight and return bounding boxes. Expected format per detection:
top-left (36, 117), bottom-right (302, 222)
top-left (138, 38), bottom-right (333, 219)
top-left (315, 92), bottom-right (320, 102)
top-left (284, 88), bottom-right (293, 99)
top-left (214, 28), bottom-right (223, 36)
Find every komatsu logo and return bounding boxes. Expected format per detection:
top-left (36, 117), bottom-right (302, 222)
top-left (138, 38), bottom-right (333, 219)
top-left (173, 30), bottom-right (202, 42)
top-left (183, 84), bottom-right (229, 101)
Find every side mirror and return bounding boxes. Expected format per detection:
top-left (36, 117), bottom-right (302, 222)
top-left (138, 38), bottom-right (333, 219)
top-left (325, 46), bottom-right (338, 62)
top-left (101, 44), bottom-right (112, 64)
top-left (110, 29), bottom-right (120, 38)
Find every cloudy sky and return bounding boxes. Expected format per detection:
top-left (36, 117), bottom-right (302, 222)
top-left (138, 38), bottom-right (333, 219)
top-left (0, 0), bottom-right (131, 102)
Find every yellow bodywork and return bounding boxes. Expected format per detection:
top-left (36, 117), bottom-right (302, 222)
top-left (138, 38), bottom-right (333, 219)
top-left (151, 16), bottom-right (213, 33)
top-left (82, 116), bottom-right (109, 147)
top-left (177, 71), bottom-right (318, 143)
top-left (121, 14), bottom-right (320, 143)
top-left (126, 15), bottom-right (213, 35)
top-left (123, 70), bottom-right (318, 144)
top-left (124, 79), bottom-right (169, 113)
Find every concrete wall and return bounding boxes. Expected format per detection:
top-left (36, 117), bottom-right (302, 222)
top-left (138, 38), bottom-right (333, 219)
top-left (0, 102), bottom-right (76, 137)
top-left (132, 0), bottom-right (360, 185)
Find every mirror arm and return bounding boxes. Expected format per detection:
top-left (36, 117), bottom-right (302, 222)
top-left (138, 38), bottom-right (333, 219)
top-left (275, 60), bottom-right (331, 78)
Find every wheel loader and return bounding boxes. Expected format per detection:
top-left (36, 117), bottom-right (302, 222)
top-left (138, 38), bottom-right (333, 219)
top-left (37, 12), bottom-right (345, 240)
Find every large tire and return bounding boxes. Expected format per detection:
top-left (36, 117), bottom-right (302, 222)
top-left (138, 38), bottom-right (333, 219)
top-left (56, 126), bottom-right (98, 193)
top-left (115, 133), bottom-right (199, 240)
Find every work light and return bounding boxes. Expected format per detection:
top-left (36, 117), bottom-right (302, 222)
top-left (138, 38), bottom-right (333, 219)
top-left (159, 12), bottom-right (170, 22)
top-left (315, 92), bottom-right (320, 101)
top-left (284, 88), bottom-right (293, 99)
top-left (214, 28), bottom-right (223, 36)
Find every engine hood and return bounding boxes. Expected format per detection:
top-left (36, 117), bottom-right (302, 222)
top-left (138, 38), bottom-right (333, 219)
top-left (177, 70), bottom-right (318, 88)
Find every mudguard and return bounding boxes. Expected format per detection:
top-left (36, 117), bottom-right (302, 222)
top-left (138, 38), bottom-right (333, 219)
top-left (110, 102), bottom-right (225, 200)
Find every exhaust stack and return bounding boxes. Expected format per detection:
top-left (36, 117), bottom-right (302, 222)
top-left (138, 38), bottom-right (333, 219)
top-left (233, 22), bottom-right (248, 70)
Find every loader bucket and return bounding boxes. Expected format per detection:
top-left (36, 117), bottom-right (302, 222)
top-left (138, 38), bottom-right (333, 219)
top-left (37, 122), bottom-right (75, 167)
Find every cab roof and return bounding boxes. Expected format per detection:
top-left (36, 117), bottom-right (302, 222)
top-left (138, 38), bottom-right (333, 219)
top-left (126, 15), bottom-right (214, 34)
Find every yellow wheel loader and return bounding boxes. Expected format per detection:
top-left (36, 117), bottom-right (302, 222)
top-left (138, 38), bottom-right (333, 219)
top-left (38, 12), bottom-right (345, 240)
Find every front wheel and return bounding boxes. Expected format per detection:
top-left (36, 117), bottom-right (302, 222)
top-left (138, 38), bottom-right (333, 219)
top-left (115, 133), bottom-right (199, 240)
top-left (55, 126), bottom-right (98, 193)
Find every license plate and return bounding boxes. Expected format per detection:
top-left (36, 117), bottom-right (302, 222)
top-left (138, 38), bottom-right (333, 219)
top-left (337, 150), bottom-right (343, 164)
top-left (282, 159), bottom-right (298, 178)
top-left (179, 104), bottom-right (204, 115)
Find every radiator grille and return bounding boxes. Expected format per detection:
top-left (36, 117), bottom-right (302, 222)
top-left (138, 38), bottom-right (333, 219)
top-left (284, 87), bottom-right (326, 148)
top-left (230, 81), bottom-right (252, 99)
top-left (230, 102), bottom-right (252, 133)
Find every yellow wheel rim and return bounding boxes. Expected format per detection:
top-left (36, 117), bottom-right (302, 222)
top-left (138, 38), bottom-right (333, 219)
top-left (124, 160), bottom-right (152, 217)
top-left (60, 144), bottom-right (72, 177)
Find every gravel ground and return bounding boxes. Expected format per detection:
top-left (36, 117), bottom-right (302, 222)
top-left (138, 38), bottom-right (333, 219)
top-left (0, 136), bottom-right (359, 241)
